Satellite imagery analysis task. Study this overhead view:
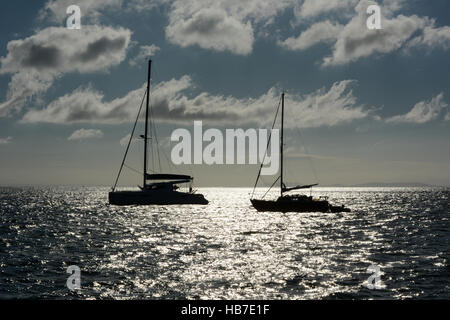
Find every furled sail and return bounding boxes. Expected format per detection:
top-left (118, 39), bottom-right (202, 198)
top-left (146, 174), bottom-right (193, 181)
top-left (282, 184), bottom-right (318, 193)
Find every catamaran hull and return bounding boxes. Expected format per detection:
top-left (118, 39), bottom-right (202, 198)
top-left (109, 191), bottom-right (208, 206)
top-left (251, 199), bottom-right (350, 213)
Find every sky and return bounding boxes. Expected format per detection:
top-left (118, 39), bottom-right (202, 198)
top-left (0, 0), bottom-right (450, 187)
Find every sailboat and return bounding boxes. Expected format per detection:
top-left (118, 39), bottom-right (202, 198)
top-left (109, 60), bottom-right (208, 206)
top-left (250, 92), bottom-right (350, 213)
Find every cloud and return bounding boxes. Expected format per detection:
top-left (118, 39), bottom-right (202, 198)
top-left (21, 82), bottom-right (146, 125)
top-left (285, 80), bottom-right (370, 128)
top-left (284, 0), bottom-right (450, 66)
top-left (165, 0), bottom-right (298, 54)
top-left (280, 21), bottom-right (343, 51)
top-left (0, 71), bottom-right (54, 117)
top-left (21, 76), bottom-right (197, 124)
top-left (0, 26), bottom-right (131, 74)
top-left (407, 24), bottom-right (450, 50)
top-left (0, 137), bottom-right (13, 145)
top-left (294, 0), bottom-right (404, 21)
top-left (68, 128), bottom-right (104, 141)
top-left (168, 0), bottom-right (296, 25)
top-left (119, 133), bottom-right (142, 146)
top-left (21, 75), bottom-right (371, 128)
top-left (323, 1), bottom-right (429, 66)
top-left (166, 7), bottom-right (254, 55)
top-left (0, 25), bottom-right (132, 117)
top-left (386, 93), bottom-right (448, 124)
top-left (120, 134), bottom-right (132, 146)
top-left (129, 45), bottom-right (161, 66)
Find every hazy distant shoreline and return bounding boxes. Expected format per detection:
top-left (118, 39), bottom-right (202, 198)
top-left (0, 183), bottom-right (448, 188)
top-left (326, 182), bottom-right (441, 188)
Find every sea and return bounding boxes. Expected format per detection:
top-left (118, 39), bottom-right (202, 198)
top-left (0, 186), bottom-right (449, 299)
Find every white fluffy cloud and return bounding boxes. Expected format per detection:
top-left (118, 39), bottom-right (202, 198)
top-left (165, 0), bottom-right (297, 55)
top-left (294, 0), bottom-right (403, 20)
top-left (407, 24), bottom-right (450, 50)
top-left (0, 137), bottom-right (13, 145)
top-left (168, 0), bottom-right (296, 26)
top-left (0, 71), bottom-right (54, 117)
top-left (280, 21), bottom-right (343, 51)
top-left (68, 128), bottom-right (104, 141)
top-left (286, 80), bottom-right (370, 127)
top-left (386, 93), bottom-right (448, 124)
top-left (166, 8), bottom-right (254, 55)
top-left (21, 83), bottom-right (146, 125)
top-left (323, 1), bottom-right (429, 66)
top-left (0, 25), bottom-right (132, 117)
top-left (21, 75), bottom-right (371, 129)
top-left (284, 0), bottom-right (450, 66)
top-left (37, 0), bottom-right (450, 63)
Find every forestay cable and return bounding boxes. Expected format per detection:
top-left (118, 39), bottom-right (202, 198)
top-left (112, 89), bottom-right (148, 191)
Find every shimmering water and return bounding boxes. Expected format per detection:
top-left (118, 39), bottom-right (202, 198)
top-left (0, 186), bottom-right (449, 299)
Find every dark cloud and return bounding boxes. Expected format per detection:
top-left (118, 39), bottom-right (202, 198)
top-left (22, 44), bottom-right (62, 69)
top-left (0, 26), bottom-right (131, 117)
top-left (65, 108), bottom-right (99, 123)
top-left (343, 30), bottom-right (387, 56)
top-left (151, 96), bottom-right (241, 123)
top-left (78, 36), bottom-right (127, 62)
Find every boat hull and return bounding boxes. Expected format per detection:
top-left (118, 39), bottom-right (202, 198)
top-left (109, 190), bottom-right (208, 206)
top-left (251, 199), bottom-right (350, 213)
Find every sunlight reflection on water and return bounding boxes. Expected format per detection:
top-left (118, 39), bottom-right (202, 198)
top-left (0, 186), bottom-right (449, 299)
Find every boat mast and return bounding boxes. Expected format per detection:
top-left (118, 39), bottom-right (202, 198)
top-left (143, 59), bottom-right (152, 188)
top-left (280, 92), bottom-right (284, 197)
